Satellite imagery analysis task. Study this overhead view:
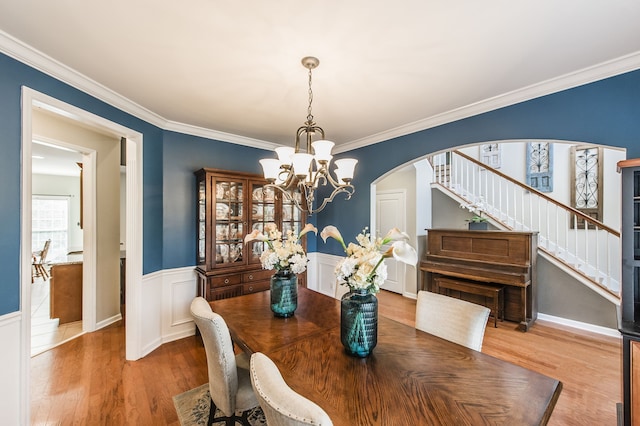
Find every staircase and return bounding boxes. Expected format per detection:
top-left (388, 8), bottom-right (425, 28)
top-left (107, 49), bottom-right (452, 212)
top-left (430, 150), bottom-right (621, 305)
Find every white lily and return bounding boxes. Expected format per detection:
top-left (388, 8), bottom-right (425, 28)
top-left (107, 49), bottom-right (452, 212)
top-left (298, 223), bottom-right (318, 239)
top-left (321, 225), bottom-right (347, 251)
top-left (244, 229), bottom-right (269, 245)
top-left (389, 240), bottom-right (418, 265)
top-left (381, 227), bottom-right (410, 245)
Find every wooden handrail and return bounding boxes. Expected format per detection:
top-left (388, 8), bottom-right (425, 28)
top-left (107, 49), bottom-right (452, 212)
top-left (452, 149), bottom-right (620, 237)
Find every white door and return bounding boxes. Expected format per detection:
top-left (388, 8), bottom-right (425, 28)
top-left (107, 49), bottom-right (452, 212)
top-left (376, 190), bottom-right (406, 294)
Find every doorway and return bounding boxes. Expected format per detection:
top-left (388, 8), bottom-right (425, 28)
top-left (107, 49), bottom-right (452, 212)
top-left (20, 87), bottom-right (144, 422)
top-left (30, 190), bottom-right (83, 355)
top-left (376, 189), bottom-right (407, 294)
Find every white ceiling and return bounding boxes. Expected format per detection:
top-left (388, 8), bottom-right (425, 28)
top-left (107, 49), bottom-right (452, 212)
top-left (2, 1), bottom-right (640, 152)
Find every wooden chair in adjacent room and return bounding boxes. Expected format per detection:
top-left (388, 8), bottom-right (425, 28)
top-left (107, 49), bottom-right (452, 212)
top-left (190, 297), bottom-right (259, 426)
top-left (250, 352), bottom-right (333, 426)
top-left (415, 290), bottom-right (491, 352)
top-left (31, 239), bottom-right (51, 283)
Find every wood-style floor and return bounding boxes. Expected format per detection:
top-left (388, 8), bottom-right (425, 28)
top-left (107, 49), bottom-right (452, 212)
top-left (31, 290), bottom-right (621, 425)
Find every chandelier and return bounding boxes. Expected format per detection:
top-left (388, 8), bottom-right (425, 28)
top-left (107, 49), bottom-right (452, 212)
top-left (259, 56), bottom-right (357, 215)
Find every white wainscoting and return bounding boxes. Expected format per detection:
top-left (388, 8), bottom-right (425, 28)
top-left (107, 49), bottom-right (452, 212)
top-left (139, 266), bottom-right (198, 358)
top-left (162, 267), bottom-right (198, 343)
top-left (0, 311), bottom-right (24, 426)
top-left (307, 252), bottom-right (341, 298)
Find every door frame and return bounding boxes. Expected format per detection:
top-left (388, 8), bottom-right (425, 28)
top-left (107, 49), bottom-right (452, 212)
top-left (20, 87), bottom-right (144, 423)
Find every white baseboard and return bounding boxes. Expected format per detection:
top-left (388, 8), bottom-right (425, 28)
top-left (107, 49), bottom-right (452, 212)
top-left (95, 313), bottom-right (122, 330)
top-left (537, 313), bottom-right (620, 339)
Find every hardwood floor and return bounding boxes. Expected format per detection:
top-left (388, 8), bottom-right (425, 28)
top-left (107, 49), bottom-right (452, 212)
top-left (31, 290), bottom-right (621, 425)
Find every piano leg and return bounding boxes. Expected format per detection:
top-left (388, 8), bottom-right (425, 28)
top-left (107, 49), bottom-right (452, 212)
top-left (518, 283), bottom-right (537, 332)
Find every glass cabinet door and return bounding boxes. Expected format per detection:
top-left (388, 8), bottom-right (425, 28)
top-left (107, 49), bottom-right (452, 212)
top-left (197, 178), bottom-right (206, 265)
top-left (282, 190), bottom-right (304, 236)
top-left (214, 178), bottom-right (245, 267)
top-left (248, 183), bottom-right (276, 265)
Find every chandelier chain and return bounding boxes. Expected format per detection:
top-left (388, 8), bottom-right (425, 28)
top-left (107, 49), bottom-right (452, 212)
top-left (306, 67), bottom-right (314, 124)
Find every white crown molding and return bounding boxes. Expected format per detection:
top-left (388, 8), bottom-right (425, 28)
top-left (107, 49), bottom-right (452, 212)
top-left (164, 120), bottom-right (280, 150)
top-left (334, 50), bottom-right (640, 154)
top-left (0, 31), bottom-right (168, 129)
top-left (2, 29), bottom-right (639, 154)
top-left (0, 30), bottom-right (278, 150)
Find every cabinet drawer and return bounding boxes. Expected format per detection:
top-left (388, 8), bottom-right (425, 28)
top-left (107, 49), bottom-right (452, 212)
top-left (243, 269), bottom-right (272, 282)
top-left (243, 281), bottom-right (270, 295)
top-left (211, 284), bottom-right (243, 300)
top-left (209, 274), bottom-right (241, 288)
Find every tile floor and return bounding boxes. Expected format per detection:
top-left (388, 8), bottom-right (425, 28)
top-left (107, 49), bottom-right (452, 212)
top-left (31, 276), bottom-right (83, 357)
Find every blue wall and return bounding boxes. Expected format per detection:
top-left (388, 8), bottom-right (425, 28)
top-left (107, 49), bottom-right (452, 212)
top-left (1, 48), bottom-right (639, 315)
top-left (0, 52), bottom-right (166, 315)
top-left (316, 68), bottom-right (640, 255)
top-left (162, 131), bottom-right (272, 269)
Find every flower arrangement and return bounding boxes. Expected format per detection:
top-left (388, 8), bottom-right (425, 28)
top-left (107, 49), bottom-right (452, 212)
top-left (244, 223), bottom-right (317, 274)
top-left (320, 225), bottom-right (418, 294)
top-left (459, 197), bottom-right (487, 223)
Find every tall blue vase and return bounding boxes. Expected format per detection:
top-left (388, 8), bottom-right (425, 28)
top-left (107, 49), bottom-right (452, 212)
top-left (340, 289), bottom-right (378, 357)
top-left (270, 269), bottom-right (297, 318)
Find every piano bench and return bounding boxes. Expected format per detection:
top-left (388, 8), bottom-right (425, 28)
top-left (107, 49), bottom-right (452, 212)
top-left (434, 277), bottom-right (504, 328)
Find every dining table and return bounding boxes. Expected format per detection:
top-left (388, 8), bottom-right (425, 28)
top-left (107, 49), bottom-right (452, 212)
top-left (210, 287), bottom-right (562, 425)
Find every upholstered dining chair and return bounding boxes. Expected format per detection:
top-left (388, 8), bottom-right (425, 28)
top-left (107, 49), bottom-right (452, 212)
top-left (415, 290), bottom-right (490, 352)
top-left (250, 352), bottom-right (333, 426)
top-left (190, 297), bottom-right (259, 426)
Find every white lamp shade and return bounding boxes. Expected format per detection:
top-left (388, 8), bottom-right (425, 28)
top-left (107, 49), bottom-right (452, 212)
top-left (259, 158), bottom-right (281, 180)
top-left (275, 147), bottom-right (295, 164)
top-left (311, 140), bottom-right (335, 163)
top-left (334, 158), bottom-right (358, 180)
top-left (291, 153), bottom-right (313, 178)
top-left (334, 167), bottom-right (349, 184)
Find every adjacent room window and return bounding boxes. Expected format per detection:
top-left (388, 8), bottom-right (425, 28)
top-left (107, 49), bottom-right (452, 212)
top-left (32, 195), bottom-right (70, 260)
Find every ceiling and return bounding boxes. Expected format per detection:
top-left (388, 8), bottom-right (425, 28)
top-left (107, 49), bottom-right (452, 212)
top-left (2, 1), bottom-right (640, 153)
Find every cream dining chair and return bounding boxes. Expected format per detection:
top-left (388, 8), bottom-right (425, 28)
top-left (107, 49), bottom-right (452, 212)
top-left (250, 352), bottom-right (333, 426)
top-left (190, 297), bottom-right (259, 426)
top-left (415, 290), bottom-right (490, 352)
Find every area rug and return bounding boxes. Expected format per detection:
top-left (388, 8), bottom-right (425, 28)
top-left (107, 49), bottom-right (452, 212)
top-left (173, 384), bottom-right (266, 426)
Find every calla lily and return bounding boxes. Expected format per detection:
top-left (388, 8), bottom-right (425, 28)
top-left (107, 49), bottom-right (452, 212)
top-left (382, 227), bottom-right (410, 245)
top-left (298, 223), bottom-right (318, 239)
top-left (320, 225), bottom-right (347, 251)
top-left (390, 241), bottom-right (418, 265)
top-left (244, 229), bottom-right (269, 244)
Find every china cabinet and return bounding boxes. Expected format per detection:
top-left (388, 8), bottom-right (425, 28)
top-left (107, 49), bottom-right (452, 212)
top-left (619, 158), bottom-right (640, 426)
top-left (195, 168), bottom-right (306, 301)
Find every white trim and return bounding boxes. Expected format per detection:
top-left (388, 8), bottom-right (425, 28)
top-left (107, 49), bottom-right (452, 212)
top-left (0, 30), bottom-right (278, 150)
top-left (537, 313), bottom-right (620, 339)
top-left (20, 87), bottom-right (144, 425)
top-left (82, 150), bottom-right (97, 333)
top-left (2, 30), bottom-right (639, 154)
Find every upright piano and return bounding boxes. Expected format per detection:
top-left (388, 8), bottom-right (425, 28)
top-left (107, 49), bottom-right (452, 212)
top-left (420, 229), bottom-right (538, 331)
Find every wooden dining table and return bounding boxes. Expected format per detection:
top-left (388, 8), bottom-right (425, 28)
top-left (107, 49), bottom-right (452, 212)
top-left (210, 287), bottom-right (562, 425)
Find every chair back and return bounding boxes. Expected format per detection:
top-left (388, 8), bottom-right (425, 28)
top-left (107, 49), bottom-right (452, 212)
top-left (250, 352), bottom-right (333, 426)
top-left (415, 290), bottom-right (490, 351)
top-left (190, 297), bottom-right (240, 416)
top-left (39, 239), bottom-right (51, 262)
